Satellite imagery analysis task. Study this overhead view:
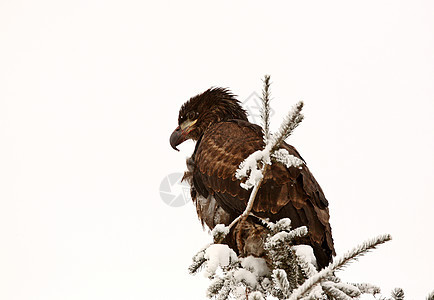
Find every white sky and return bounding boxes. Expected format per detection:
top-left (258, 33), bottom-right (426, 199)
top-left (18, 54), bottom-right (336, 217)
top-left (1, 1), bottom-right (433, 299)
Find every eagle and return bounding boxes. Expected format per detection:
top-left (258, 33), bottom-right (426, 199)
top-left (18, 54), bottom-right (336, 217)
top-left (170, 87), bottom-right (335, 269)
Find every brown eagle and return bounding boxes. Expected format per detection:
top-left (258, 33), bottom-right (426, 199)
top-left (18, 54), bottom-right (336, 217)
top-left (170, 88), bottom-right (335, 269)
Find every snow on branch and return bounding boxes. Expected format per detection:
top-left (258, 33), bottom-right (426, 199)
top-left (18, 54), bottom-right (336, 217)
top-left (212, 224), bottom-right (230, 243)
top-left (268, 100), bottom-right (304, 153)
top-left (273, 269), bottom-right (291, 298)
top-left (271, 149), bottom-right (303, 170)
top-left (189, 216), bottom-right (393, 300)
top-left (188, 243), bottom-right (211, 275)
top-left (260, 74), bottom-right (272, 143)
top-left (203, 244), bottom-right (239, 278)
top-left (268, 226), bottom-right (308, 247)
top-left (287, 234), bottom-right (392, 300)
top-left (235, 151), bottom-right (269, 190)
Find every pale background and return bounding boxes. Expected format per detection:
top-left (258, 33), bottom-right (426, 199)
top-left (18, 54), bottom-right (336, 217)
top-left (1, 1), bottom-right (433, 299)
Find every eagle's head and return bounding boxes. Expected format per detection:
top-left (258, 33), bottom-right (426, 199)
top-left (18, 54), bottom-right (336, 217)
top-left (170, 87), bottom-right (248, 151)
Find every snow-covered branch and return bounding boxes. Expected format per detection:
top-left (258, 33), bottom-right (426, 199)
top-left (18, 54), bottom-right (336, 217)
top-left (261, 75), bottom-right (272, 143)
top-left (287, 234), bottom-right (392, 300)
top-left (269, 100), bottom-right (304, 153)
top-left (190, 217), bottom-right (393, 300)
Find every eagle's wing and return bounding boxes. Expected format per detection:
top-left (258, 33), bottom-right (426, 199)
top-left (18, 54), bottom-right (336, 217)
top-left (192, 119), bottom-right (335, 268)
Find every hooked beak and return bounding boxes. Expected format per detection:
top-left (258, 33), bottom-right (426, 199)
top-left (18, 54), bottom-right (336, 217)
top-left (170, 126), bottom-right (184, 151)
top-left (170, 119), bottom-right (197, 151)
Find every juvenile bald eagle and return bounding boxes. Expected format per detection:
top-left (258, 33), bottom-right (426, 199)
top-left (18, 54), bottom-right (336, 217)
top-left (170, 88), bottom-right (335, 269)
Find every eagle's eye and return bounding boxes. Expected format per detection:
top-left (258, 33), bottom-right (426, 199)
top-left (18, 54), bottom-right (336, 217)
top-left (188, 111), bottom-right (197, 120)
